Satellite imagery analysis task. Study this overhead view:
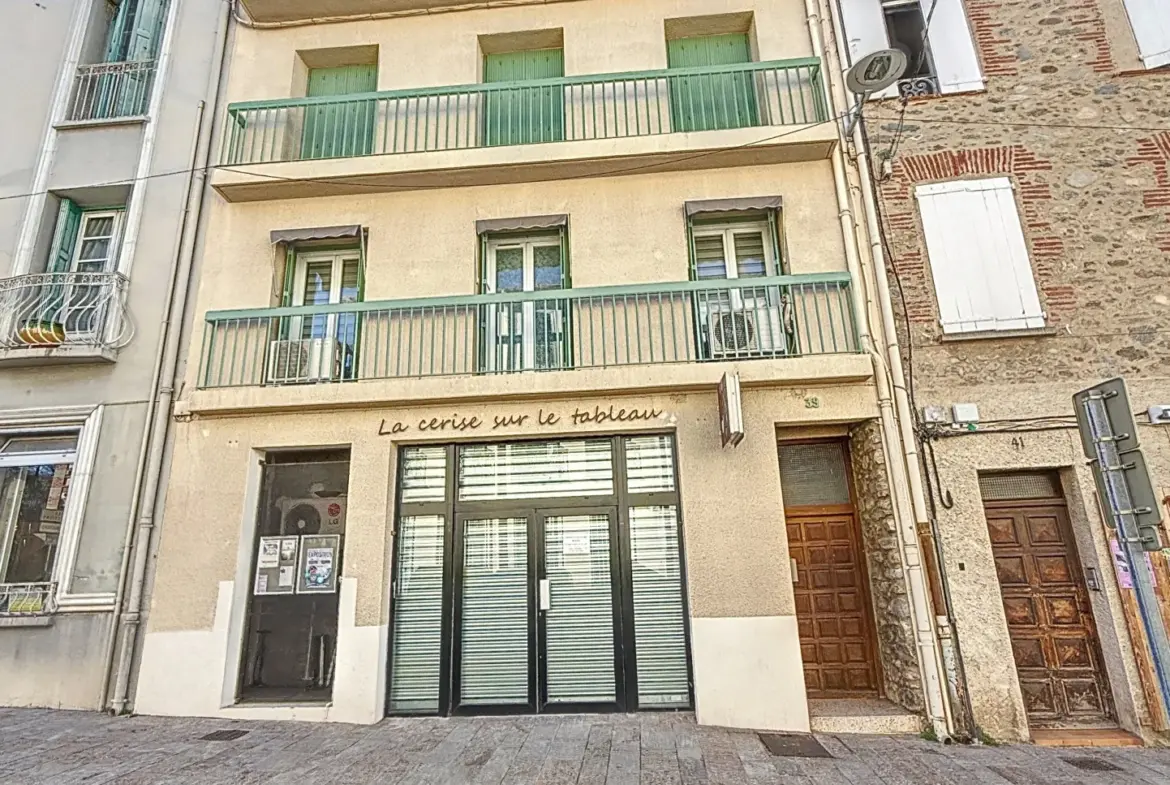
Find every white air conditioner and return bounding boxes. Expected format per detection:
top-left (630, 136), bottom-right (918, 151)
top-left (279, 497), bottom-right (347, 537)
top-left (266, 338), bottom-right (340, 384)
top-left (707, 304), bottom-right (787, 357)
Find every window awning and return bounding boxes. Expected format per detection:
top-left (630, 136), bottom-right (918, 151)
top-left (684, 196), bottom-right (782, 218)
top-left (475, 214), bottom-right (568, 235)
top-left (269, 225), bottom-right (362, 244)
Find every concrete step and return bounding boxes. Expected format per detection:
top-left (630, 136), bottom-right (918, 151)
top-left (808, 698), bottom-right (924, 735)
top-left (1030, 728), bottom-right (1143, 747)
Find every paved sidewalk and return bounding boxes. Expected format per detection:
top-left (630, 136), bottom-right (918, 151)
top-left (1, 709), bottom-right (1169, 785)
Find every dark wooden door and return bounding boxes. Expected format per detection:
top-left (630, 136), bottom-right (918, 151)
top-left (788, 509), bottom-right (880, 695)
top-left (986, 500), bottom-right (1113, 726)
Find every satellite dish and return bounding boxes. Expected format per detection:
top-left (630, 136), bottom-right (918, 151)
top-left (845, 49), bottom-right (909, 96)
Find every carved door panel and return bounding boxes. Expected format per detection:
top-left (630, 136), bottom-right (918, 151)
top-left (788, 511), bottom-right (880, 695)
top-left (986, 501), bottom-right (1113, 726)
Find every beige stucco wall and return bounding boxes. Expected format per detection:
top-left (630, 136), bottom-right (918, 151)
top-left (140, 381), bottom-right (877, 727)
top-left (916, 380), bottom-right (1170, 743)
top-left (225, 0), bottom-right (814, 106)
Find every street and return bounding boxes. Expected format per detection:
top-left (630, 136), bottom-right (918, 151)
top-left (1, 709), bottom-right (1169, 785)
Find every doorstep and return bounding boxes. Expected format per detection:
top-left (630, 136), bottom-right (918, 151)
top-left (808, 697), bottom-right (924, 735)
top-left (1030, 728), bottom-right (1143, 747)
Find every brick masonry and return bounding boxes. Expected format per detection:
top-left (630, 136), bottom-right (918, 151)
top-left (865, 0), bottom-right (1170, 390)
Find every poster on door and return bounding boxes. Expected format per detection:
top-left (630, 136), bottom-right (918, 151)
top-left (296, 534), bottom-right (341, 594)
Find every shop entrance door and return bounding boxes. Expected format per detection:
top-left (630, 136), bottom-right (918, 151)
top-left (451, 508), bottom-right (623, 714)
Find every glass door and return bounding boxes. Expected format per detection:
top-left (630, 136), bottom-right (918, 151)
top-left (482, 235), bottom-right (567, 373)
top-left (450, 508), bottom-right (623, 714)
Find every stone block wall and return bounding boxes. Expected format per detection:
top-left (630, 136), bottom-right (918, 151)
top-left (850, 419), bottom-right (925, 712)
top-left (861, 0), bottom-right (1170, 399)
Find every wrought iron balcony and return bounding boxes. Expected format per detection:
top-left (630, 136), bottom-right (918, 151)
top-left (220, 58), bottom-right (828, 166)
top-left (0, 272), bottom-right (130, 359)
top-left (198, 273), bottom-right (856, 389)
top-left (65, 61), bottom-right (155, 122)
top-left (0, 583), bottom-right (57, 617)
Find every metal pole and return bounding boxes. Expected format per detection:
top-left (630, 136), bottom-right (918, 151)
top-left (1081, 393), bottom-right (1170, 708)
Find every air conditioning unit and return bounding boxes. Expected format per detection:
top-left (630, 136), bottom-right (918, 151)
top-left (266, 338), bottom-right (340, 384)
top-left (707, 304), bottom-right (787, 357)
top-left (279, 497), bottom-right (347, 537)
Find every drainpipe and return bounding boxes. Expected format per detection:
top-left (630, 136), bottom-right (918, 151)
top-left (104, 0), bottom-right (234, 714)
top-left (803, 0), bottom-right (953, 740)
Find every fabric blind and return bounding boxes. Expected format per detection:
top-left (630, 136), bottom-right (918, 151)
top-left (459, 516), bottom-right (529, 705)
top-left (915, 178), bottom-right (1044, 334)
top-left (458, 440), bottom-right (613, 501)
top-left (778, 442), bottom-right (851, 507)
top-left (269, 225), bottom-right (361, 245)
top-left (1122, 0), bottom-right (1170, 68)
top-left (388, 514), bottom-right (445, 712)
top-left (684, 196), bottom-right (782, 218)
top-left (625, 436), bottom-right (676, 493)
top-left (400, 447), bottom-right (447, 504)
top-left (629, 505), bottom-right (690, 707)
top-left (543, 514), bottom-right (617, 703)
top-left (923, 0), bottom-right (985, 93)
top-left (475, 215), bottom-right (568, 235)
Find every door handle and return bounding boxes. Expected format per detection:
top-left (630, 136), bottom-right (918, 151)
top-left (539, 578), bottom-right (551, 611)
top-left (791, 559), bottom-right (799, 584)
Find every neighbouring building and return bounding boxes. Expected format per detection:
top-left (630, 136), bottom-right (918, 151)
top-left (837, 0), bottom-right (1170, 744)
top-left (133, 0), bottom-right (960, 734)
top-left (0, 0), bottom-right (225, 710)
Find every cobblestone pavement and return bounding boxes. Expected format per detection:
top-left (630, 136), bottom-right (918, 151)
top-left (2, 709), bottom-right (1170, 785)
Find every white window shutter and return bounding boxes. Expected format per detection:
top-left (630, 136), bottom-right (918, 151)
top-left (915, 178), bottom-right (1044, 334)
top-left (922, 0), bottom-right (985, 93)
top-left (1122, 0), bottom-right (1170, 68)
top-left (839, 0), bottom-right (891, 66)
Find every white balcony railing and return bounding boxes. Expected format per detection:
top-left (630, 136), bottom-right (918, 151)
top-left (0, 582), bottom-right (57, 616)
top-left (66, 60), bottom-right (156, 122)
top-left (0, 272), bottom-right (130, 352)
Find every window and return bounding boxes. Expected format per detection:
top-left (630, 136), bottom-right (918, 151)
top-left (104, 0), bottom-right (169, 62)
top-left (1121, 0), bottom-right (1170, 69)
top-left (480, 231), bottom-right (568, 372)
top-left (839, 0), bottom-right (983, 96)
top-left (482, 48), bottom-right (565, 146)
top-left (667, 33), bottom-right (758, 131)
top-left (0, 434), bottom-right (78, 612)
top-left (687, 213), bottom-right (792, 359)
top-left (301, 64), bottom-right (378, 160)
top-left (281, 250), bottom-right (362, 381)
top-left (48, 200), bottom-right (125, 274)
top-left (915, 177), bottom-right (1044, 334)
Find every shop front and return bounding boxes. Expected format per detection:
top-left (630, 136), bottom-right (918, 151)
top-left (386, 435), bottom-right (691, 716)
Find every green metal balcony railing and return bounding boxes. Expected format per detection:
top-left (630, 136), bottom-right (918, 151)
top-left (220, 58), bottom-right (827, 165)
top-left (198, 273), bottom-right (856, 389)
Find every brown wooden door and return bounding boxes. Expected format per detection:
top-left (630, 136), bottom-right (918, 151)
top-left (986, 499), bottom-right (1113, 726)
top-left (788, 509), bottom-right (880, 695)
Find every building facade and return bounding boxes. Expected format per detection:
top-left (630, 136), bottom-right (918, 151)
top-left (0, 0), bottom-right (225, 709)
top-left (133, 0), bottom-right (955, 734)
top-left (837, 0), bottom-right (1170, 743)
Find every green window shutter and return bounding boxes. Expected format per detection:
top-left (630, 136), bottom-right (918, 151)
top-left (302, 64), bottom-right (378, 160)
top-left (48, 199), bottom-right (83, 273)
top-left (483, 49), bottom-right (565, 146)
top-left (667, 34), bottom-right (758, 132)
top-left (105, 0), bottom-right (170, 61)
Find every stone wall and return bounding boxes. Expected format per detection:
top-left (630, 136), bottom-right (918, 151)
top-left (850, 419), bottom-right (924, 712)
top-left (860, 0), bottom-right (1170, 399)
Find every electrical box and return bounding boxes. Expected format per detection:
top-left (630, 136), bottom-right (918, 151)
top-left (1148, 405), bottom-right (1170, 424)
top-left (952, 403), bottom-right (980, 424)
top-left (922, 405), bottom-right (949, 424)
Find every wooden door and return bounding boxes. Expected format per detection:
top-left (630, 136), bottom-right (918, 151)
top-left (788, 509), bottom-right (880, 695)
top-left (986, 499), bottom-right (1113, 726)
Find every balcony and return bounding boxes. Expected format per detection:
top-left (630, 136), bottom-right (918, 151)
top-left (63, 61), bottom-right (155, 124)
top-left (240, 0), bottom-right (489, 24)
top-left (0, 273), bottom-right (130, 366)
top-left (213, 59), bottom-right (835, 201)
top-left (191, 273), bottom-right (869, 413)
